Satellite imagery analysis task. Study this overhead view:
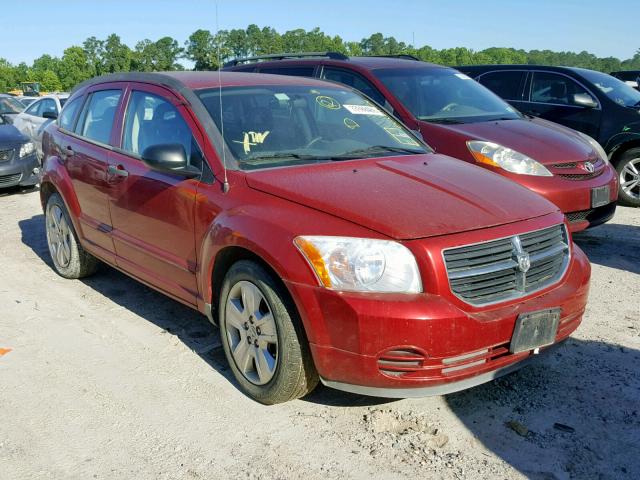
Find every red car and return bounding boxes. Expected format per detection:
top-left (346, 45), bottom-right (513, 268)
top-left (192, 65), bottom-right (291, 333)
top-left (40, 72), bottom-right (590, 404)
top-left (225, 54), bottom-right (618, 232)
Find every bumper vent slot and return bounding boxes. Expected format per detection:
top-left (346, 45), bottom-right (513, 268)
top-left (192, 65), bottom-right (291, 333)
top-left (443, 225), bottom-right (570, 306)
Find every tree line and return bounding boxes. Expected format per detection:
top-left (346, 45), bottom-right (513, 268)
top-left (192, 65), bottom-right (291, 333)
top-left (1, 25), bottom-right (639, 92)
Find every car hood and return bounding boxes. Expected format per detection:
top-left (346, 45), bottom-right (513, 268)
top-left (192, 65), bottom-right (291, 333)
top-left (421, 117), bottom-right (597, 164)
top-left (0, 124), bottom-right (27, 145)
top-left (245, 154), bottom-right (558, 240)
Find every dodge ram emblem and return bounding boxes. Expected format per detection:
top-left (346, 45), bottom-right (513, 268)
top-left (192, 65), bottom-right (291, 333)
top-left (581, 161), bottom-right (595, 173)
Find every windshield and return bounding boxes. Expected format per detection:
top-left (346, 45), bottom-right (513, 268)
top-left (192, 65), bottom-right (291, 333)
top-left (197, 85), bottom-right (429, 170)
top-left (374, 67), bottom-right (521, 123)
top-left (579, 69), bottom-right (640, 107)
top-left (0, 97), bottom-right (24, 114)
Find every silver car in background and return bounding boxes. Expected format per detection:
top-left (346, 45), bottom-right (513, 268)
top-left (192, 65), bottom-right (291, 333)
top-left (12, 94), bottom-right (68, 159)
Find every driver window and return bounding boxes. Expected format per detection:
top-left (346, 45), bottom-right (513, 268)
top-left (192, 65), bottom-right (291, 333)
top-left (25, 100), bottom-right (42, 116)
top-left (531, 72), bottom-right (589, 106)
top-left (122, 91), bottom-right (202, 167)
top-left (40, 99), bottom-right (57, 117)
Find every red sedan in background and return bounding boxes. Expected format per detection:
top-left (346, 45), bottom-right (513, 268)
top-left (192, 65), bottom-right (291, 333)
top-left (225, 54), bottom-right (618, 232)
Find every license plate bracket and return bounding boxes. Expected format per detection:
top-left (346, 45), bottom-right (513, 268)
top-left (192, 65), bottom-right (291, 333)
top-left (510, 308), bottom-right (560, 354)
top-left (591, 185), bottom-right (610, 208)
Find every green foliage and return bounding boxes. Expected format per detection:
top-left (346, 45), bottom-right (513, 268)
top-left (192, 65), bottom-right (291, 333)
top-left (0, 26), bottom-right (638, 92)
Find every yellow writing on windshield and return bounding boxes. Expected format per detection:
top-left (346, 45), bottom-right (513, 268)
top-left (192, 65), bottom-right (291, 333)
top-left (233, 131), bottom-right (271, 154)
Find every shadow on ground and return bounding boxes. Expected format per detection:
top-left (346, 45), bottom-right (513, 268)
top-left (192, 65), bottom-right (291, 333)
top-left (0, 185), bottom-right (39, 198)
top-left (574, 222), bottom-right (640, 275)
top-left (445, 338), bottom-right (640, 479)
top-left (18, 213), bottom-right (391, 408)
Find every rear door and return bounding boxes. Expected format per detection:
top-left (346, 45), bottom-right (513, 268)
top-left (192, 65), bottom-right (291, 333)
top-left (62, 86), bottom-right (124, 260)
top-left (522, 71), bottom-right (602, 137)
top-left (107, 84), bottom-right (202, 305)
top-left (477, 70), bottom-right (528, 112)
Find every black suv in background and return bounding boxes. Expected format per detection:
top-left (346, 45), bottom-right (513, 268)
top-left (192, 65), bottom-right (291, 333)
top-left (457, 65), bottom-right (640, 206)
top-left (611, 70), bottom-right (640, 90)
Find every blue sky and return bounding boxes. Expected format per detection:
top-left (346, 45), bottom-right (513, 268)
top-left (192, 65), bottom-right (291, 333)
top-left (3, 0), bottom-right (638, 65)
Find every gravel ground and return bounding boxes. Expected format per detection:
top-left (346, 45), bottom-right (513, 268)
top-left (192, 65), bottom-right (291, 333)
top-left (1, 186), bottom-right (638, 480)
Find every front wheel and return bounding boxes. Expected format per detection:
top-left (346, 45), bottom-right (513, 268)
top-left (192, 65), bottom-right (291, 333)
top-left (219, 260), bottom-right (318, 404)
top-left (616, 148), bottom-right (640, 207)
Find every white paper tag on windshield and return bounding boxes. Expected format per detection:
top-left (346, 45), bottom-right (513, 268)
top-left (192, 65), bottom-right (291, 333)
top-left (454, 73), bottom-right (472, 80)
top-left (343, 104), bottom-right (384, 116)
top-left (274, 93), bottom-right (290, 101)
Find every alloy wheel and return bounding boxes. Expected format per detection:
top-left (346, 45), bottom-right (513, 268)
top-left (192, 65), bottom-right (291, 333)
top-left (46, 204), bottom-right (72, 269)
top-left (620, 157), bottom-right (640, 200)
top-left (225, 280), bottom-right (279, 385)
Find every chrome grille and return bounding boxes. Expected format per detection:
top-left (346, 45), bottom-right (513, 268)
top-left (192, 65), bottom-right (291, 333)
top-left (0, 148), bottom-right (14, 163)
top-left (443, 225), bottom-right (570, 306)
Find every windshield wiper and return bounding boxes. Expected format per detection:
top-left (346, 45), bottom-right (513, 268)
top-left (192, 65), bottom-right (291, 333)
top-left (422, 118), bottom-right (464, 124)
top-left (242, 152), bottom-right (326, 164)
top-left (328, 145), bottom-right (424, 160)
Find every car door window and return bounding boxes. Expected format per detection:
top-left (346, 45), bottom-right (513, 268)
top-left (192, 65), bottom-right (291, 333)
top-left (25, 100), bottom-right (42, 117)
top-left (321, 67), bottom-right (386, 105)
top-left (39, 99), bottom-right (57, 118)
top-left (58, 97), bottom-right (83, 131)
top-left (76, 90), bottom-right (121, 144)
top-left (530, 72), bottom-right (590, 106)
top-left (121, 91), bottom-right (202, 167)
top-left (478, 71), bottom-right (525, 100)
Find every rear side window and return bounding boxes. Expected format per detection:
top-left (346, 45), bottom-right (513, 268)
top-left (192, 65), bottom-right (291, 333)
top-left (76, 90), bottom-right (121, 144)
top-left (479, 71), bottom-right (525, 100)
top-left (58, 97), bottom-right (82, 131)
top-left (530, 72), bottom-right (589, 106)
top-left (258, 66), bottom-right (315, 77)
top-left (321, 67), bottom-right (386, 105)
top-left (121, 91), bottom-right (202, 167)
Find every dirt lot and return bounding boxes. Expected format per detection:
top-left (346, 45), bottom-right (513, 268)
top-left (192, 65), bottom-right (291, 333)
top-left (1, 186), bottom-right (638, 480)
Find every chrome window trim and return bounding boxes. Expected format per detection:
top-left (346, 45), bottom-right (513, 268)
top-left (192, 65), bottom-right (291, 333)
top-left (440, 223), bottom-right (571, 307)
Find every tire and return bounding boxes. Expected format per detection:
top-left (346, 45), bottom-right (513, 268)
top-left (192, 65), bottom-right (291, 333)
top-left (616, 147), bottom-right (640, 207)
top-left (218, 260), bottom-right (318, 404)
top-left (45, 193), bottom-right (100, 279)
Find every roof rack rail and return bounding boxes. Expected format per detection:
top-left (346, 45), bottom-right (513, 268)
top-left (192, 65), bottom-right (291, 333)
top-left (365, 54), bottom-right (421, 61)
top-left (224, 51), bottom-right (349, 68)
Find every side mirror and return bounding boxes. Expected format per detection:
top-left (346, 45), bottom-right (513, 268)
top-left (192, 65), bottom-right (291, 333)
top-left (42, 110), bottom-right (58, 119)
top-left (141, 143), bottom-right (200, 178)
top-left (572, 93), bottom-right (598, 109)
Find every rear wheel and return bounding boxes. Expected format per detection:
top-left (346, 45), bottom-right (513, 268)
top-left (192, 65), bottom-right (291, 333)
top-left (219, 260), bottom-right (318, 404)
top-left (45, 193), bottom-right (99, 278)
top-left (616, 148), bottom-right (640, 207)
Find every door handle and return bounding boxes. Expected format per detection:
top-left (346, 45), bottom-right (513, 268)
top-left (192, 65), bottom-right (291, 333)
top-left (108, 165), bottom-right (129, 178)
top-left (60, 145), bottom-right (74, 162)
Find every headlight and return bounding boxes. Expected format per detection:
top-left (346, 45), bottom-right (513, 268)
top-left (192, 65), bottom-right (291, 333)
top-left (294, 236), bottom-right (422, 293)
top-left (19, 142), bottom-right (35, 158)
top-left (467, 141), bottom-right (552, 176)
top-left (575, 132), bottom-right (609, 164)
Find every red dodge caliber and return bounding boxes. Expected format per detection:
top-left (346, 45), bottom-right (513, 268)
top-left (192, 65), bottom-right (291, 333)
top-left (41, 72), bottom-right (590, 404)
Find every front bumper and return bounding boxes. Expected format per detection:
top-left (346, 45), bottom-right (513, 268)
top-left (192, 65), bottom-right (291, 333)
top-left (285, 217), bottom-right (590, 397)
top-left (0, 150), bottom-right (39, 188)
top-left (499, 164), bottom-right (618, 232)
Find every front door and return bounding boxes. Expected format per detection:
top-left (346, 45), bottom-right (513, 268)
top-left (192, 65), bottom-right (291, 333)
top-left (522, 71), bottom-right (602, 138)
top-left (107, 85), bottom-right (203, 305)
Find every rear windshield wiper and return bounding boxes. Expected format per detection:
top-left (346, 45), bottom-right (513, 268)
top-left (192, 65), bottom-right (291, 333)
top-left (328, 145), bottom-right (425, 160)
